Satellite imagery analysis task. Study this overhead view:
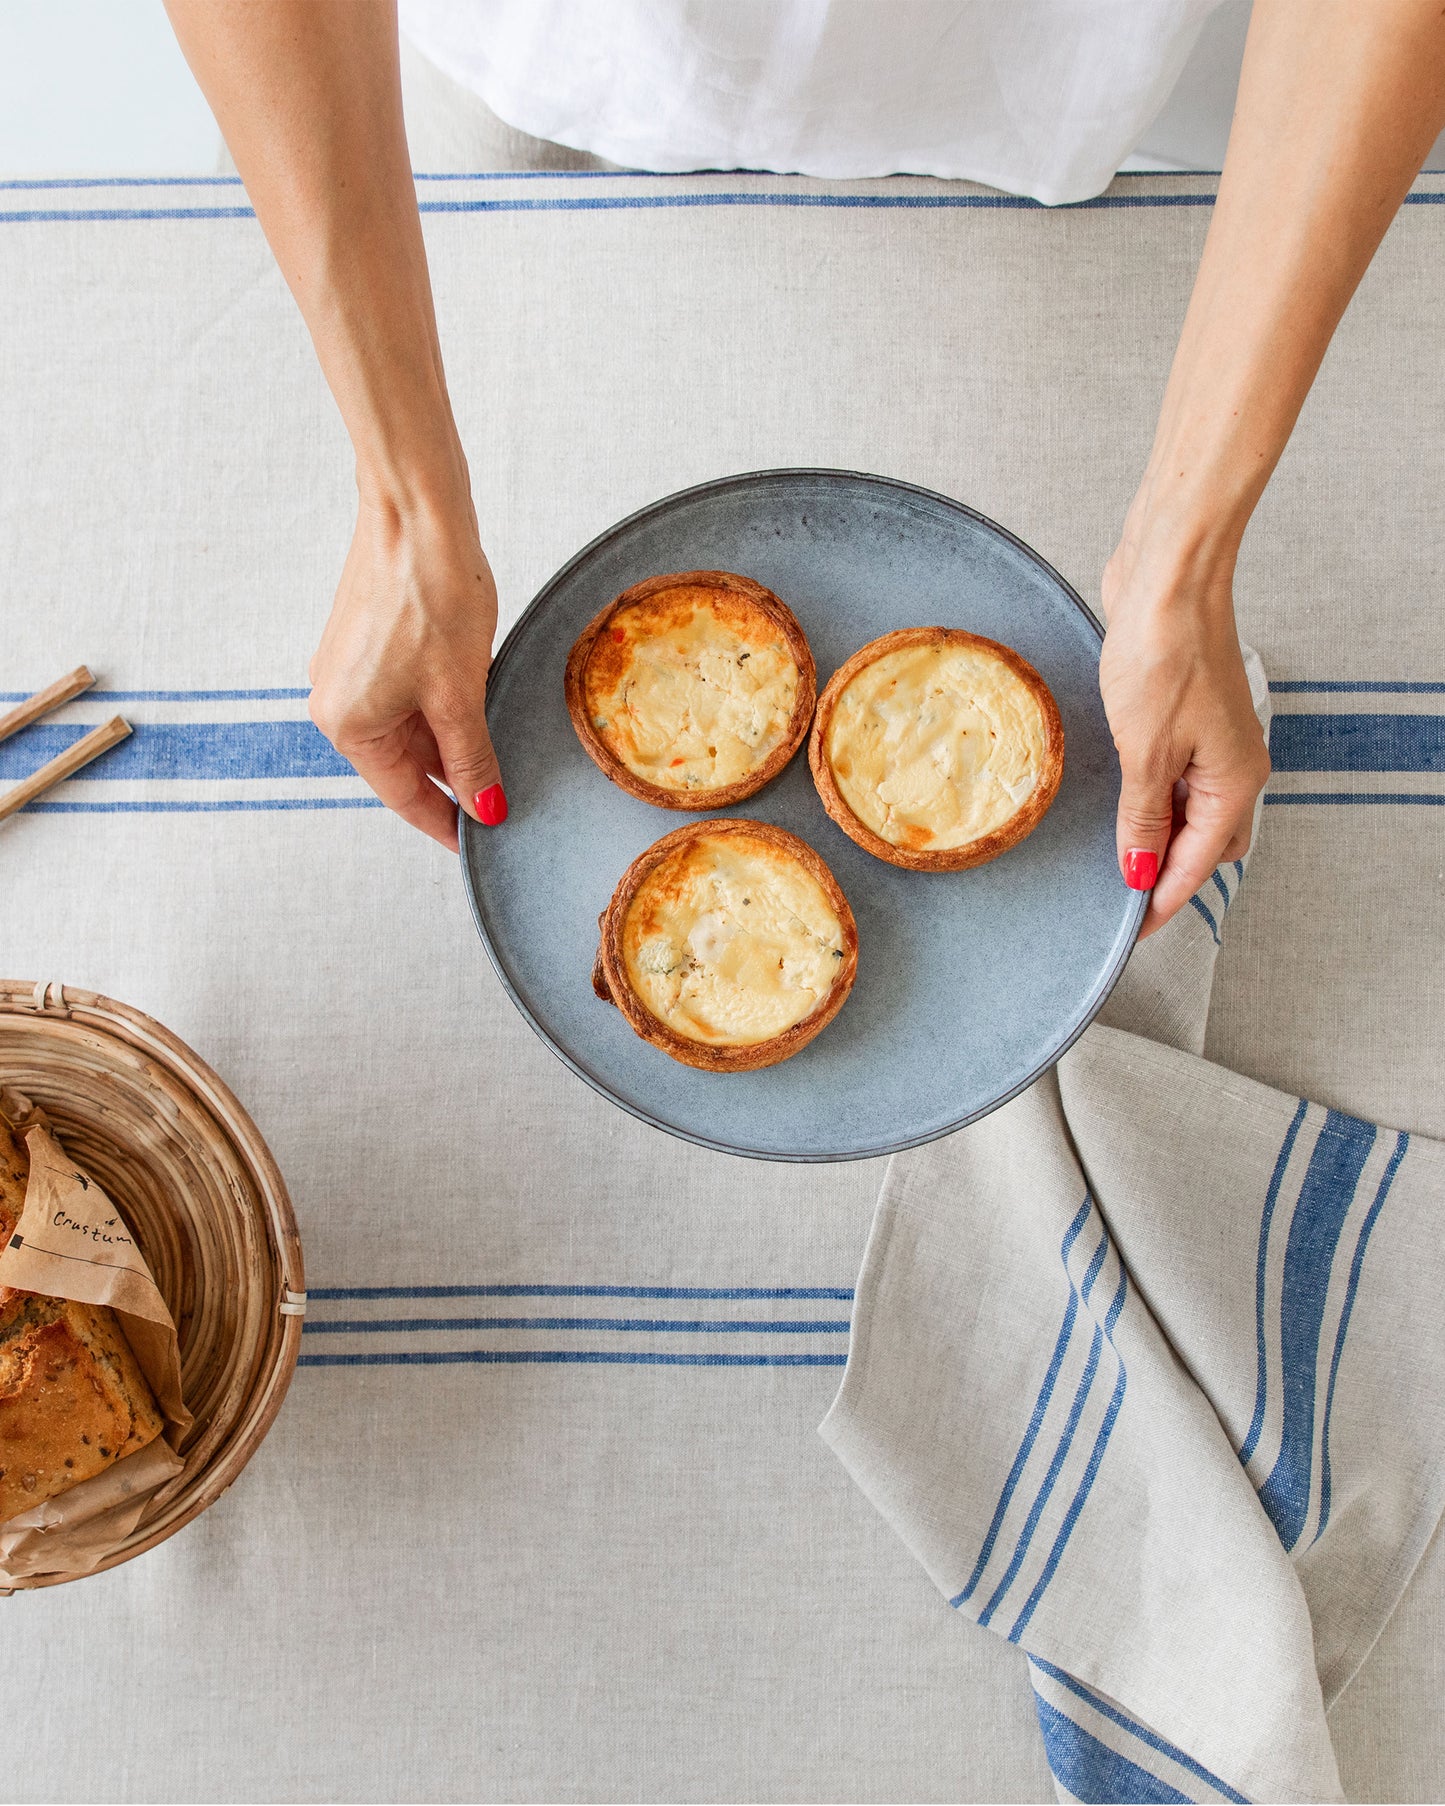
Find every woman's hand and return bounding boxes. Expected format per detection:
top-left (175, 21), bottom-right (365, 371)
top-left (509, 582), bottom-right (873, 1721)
top-left (164, 0), bottom-right (510, 848)
top-left (1095, 2), bottom-right (1445, 936)
top-left (1099, 525), bottom-right (1270, 938)
top-left (308, 489), bottom-right (504, 852)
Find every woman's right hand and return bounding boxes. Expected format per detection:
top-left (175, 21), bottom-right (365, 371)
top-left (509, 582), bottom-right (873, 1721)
top-left (308, 487), bottom-right (505, 852)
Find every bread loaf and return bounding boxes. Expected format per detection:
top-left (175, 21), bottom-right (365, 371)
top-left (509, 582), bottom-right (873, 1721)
top-left (0, 1119), bottom-right (165, 1523)
top-left (0, 1117), bottom-right (27, 1310)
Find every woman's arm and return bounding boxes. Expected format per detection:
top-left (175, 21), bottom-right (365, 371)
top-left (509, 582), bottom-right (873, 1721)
top-left (1104, 0), bottom-right (1445, 932)
top-left (164, 0), bottom-right (504, 848)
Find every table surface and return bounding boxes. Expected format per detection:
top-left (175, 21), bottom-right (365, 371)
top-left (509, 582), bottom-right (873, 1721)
top-left (2, 165), bottom-right (1443, 1804)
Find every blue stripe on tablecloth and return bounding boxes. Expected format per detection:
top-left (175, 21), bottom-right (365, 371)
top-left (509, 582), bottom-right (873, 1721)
top-left (303, 1315), bottom-right (851, 1335)
top-left (1030, 1661), bottom-right (1249, 1803)
top-left (1256, 1110), bottom-right (1376, 1551)
top-left (1034, 1696), bottom-right (1192, 1805)
top-left (1315, 1130), bottom-right (1410, 1541)
top-left (952, 1194), bottom-right (1093, 1608)
top-left (1270, 714), bottom-right (1445, 772)
top-left (0, 687), bottom-right (312, 703)
top-left (0, 171), bottom-right (1216, 191)
top-left (9, 710), bottom-right (1445, 785)
top-left (25, 798), bottom-right (383, 813)
top-left (3, 682), bottom-right (1438, 708)
top-left (309, 1284), bottom-right (855, 1300)
top-left (0, 192), bottom-right (1227, 224)
top-left (1264, 793), bottom-right (1445, 805)
top-left (0, 721), bottom-right (351, 781)
top-left (299, 1283), bottom-right (857, 1370)
top-left (1269, 680), bottom-right (1445, 694)
top-left (298, 1349), bottom-right (848, 1369)
top-left (6, 189), bottom-right (1444, 226)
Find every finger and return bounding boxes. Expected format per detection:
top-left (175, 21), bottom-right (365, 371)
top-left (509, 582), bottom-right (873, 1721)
top-left (1115, 757), bottom-right (1175, 898)
top-left (343, 736), bottom-right (462, 851)
top-left (405, 717), bottom-right (448, 785)
top-left (1141, 794), bottom-right (1253, 938)
top-left (431, 691), bottom-right (506, 827)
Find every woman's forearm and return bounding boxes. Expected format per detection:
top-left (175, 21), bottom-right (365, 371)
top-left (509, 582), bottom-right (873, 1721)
top-left (165, 0), bottom-right (503, 847)
top-left (1103, 0), bottom-right (1445, 931)
top-left (164, 0), bottom-right (465, 516)
top-left (1131, 0), bottom-right (1445, 578)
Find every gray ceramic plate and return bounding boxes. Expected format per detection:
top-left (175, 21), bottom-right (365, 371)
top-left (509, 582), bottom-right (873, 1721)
top-left (461, 470), bottom-right (1142, 1162)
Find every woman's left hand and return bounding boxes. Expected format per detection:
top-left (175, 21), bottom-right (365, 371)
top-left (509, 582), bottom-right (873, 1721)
top-left (1099, 525), bottom-right (1271, 938)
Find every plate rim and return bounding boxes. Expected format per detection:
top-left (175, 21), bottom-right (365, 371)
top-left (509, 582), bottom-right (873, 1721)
top-left (460, 467), bottom-right (1145, 1163)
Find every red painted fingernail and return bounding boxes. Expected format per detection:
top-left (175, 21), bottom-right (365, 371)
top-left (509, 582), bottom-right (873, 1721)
top-left (476, 783), bottom-right (507, 826)
top-left (1123, 847), bottom-right (1158, 891)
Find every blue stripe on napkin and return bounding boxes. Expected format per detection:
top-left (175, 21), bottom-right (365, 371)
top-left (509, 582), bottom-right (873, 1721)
top-left (1238, 1108), bottom-right (1410, 1555)
top-left (1315, 1130), bottom-right (1409, 1540)
top-left (1256, 1111), bottom-right (1376, 1549)
top-left (953, 1193), bottom-right (1093, 1607)
top-left (1008, 1260), bottom-right (1128, 1643)
top-left (1034, 1696), bottom-right (1193, 1804)
top-left (1030, 1661), bottom-right (1249, 1804)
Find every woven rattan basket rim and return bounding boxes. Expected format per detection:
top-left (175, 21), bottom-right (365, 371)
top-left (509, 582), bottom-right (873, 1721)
top-left (0, 979), bottom-right (304, 1589)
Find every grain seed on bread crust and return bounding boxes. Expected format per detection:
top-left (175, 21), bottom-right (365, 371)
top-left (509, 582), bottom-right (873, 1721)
top-left (594, 818), bottom-right (858, 1071)
top-left (809, 626), bottom-right (1064, 871)
top-left (565, 571), bottom-right (816, 809)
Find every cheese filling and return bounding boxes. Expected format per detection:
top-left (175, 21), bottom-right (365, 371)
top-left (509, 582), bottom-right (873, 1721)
top-left (825, 642), bottom-right (1046, 850)
top-left (623, 834), bottom-right (846, 1045)
top-left (584, 587), bottom-right (799, 792)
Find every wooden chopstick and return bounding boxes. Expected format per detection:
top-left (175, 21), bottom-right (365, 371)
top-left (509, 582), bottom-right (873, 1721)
top-left (0, 715), bottom-right (132, 825)
top-left (0, 666), bottom-right (95, 746)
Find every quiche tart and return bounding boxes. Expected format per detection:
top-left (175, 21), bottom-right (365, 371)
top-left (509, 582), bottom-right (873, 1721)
top-left (565, 570), bottom-right (816, 809)
top-left (593, 819), bottom-right (858, 1071)
top-left (810, 627), bottom-right (1064, 871)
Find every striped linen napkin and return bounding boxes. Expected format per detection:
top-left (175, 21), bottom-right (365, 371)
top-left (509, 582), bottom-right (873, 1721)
top-left (820, 653), bottom-right (1445, 1803)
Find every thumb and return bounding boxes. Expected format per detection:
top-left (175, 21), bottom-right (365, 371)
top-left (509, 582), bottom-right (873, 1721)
top-left (434, 701), bottom-right (506, 828)
top-left (1116, 758), bottom-right (1174, 894)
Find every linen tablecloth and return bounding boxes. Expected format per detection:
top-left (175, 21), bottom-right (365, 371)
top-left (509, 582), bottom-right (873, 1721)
top-left (1, 166), bottom-right (1443, 1802)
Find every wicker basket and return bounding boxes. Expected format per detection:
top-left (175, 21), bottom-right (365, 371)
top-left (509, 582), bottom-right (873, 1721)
top-left (0, 980), bottom-right (304, 1589)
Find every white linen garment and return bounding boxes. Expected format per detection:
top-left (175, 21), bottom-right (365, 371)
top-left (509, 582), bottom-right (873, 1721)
top-left (397, 0), bottom-right (1225, 204)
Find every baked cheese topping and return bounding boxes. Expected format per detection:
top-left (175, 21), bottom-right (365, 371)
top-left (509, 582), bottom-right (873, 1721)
top-left (825, 641), bottom-right (1046, 850)
top-left (623, 833), bottom-right (845, 1045)
top-left (584, 586), bottom-right (799, 792)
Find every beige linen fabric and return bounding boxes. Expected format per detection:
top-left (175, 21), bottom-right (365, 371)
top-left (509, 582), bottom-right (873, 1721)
top-left (0, 169), bottom-right (1442, 1801)
top-left (823, 657), bottom-right (1445, 1801)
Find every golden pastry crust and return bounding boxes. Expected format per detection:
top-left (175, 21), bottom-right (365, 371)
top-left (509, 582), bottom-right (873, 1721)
top-left (809, 627), bottom-right (1064, 872)
top-left (565, 571), bottom-right (816, 809)
top-left (0, 1119), bottom-right (26, 1311)
top-left (593, 819), bottom-right (858, 1071)
top-left (0, 1294), bottom-right (166, 1522)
